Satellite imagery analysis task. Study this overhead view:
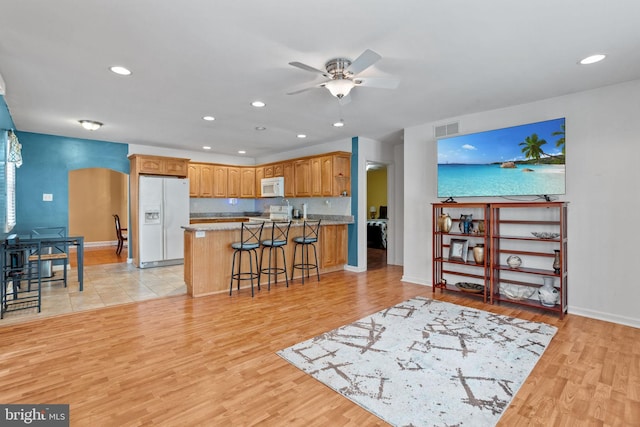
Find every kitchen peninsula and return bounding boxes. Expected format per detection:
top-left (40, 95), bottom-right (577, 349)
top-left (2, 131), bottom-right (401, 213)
top-left (183, 218), bottom-right (351, 297)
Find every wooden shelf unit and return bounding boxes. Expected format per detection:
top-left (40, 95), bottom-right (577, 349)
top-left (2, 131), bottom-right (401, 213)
top-left (432, 203), bottom-right (491, 303)
top-left (432, 201), bottom-right (568, 318)
top-left (490, 201), bottom-right (568, 319)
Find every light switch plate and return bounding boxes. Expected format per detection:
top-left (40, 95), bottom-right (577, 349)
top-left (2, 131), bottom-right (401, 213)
top-left (43, 193), bottom-right (53, 201)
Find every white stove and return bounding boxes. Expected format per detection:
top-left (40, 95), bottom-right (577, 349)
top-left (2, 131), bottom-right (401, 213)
top-left (269, 205), bottom-right (292, 221)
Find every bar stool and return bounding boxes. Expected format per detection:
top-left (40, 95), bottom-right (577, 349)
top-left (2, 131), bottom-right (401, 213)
top-left (291, 219), bottom-right (321, 284)
top-left (259, 221), bottom-right (291, 290)
top-left (229, 221), bottom-right (265, 297)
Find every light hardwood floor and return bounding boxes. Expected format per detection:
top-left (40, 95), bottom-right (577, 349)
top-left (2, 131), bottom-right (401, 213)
top-left (1, 263), bottom-right (638, 426)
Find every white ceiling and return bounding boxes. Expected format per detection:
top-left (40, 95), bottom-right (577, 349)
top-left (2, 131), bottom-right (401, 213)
top-left (1, 1), bottom-right (639, 158)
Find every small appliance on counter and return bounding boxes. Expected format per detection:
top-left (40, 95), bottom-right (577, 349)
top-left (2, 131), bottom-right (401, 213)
top-left (269, 205), bottom-right (292, 221)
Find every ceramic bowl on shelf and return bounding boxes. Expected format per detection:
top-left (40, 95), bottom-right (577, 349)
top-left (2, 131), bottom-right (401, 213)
top-left (531, 232), bottom-right (560, 239)
top-left (455, 282), bottom-right (484, 294)
top-left (500, 284), bottom-right (536, 300)
top-left (506, 255), bottom-right (522, 268)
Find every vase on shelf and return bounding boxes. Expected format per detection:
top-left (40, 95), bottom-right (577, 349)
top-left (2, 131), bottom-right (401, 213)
top-left (459, 214), bottom-right (473, 234)
top-left (477, 220), bottom-right (485, 234)
top-left (437, 213), bottom-right (452, 233)
top-left (552, 250), bottom-right (561, 273)
top-left (472, 244), bottom-right (485, 264)
top-left (539, 276), bottom-right (559, 307)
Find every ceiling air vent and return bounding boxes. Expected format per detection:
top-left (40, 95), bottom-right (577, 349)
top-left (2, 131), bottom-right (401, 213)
top-left (434, 122), bottom-right (459, 138)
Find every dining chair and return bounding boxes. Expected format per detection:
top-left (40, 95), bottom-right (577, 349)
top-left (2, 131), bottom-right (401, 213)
top-left (113, 214), bottom-right (128, 255)
top-left (28, 226), bottom-right (69, 288)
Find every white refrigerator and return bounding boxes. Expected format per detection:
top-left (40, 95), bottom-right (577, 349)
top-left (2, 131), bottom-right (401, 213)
top-left (138, 176), bottom-right (190, 268)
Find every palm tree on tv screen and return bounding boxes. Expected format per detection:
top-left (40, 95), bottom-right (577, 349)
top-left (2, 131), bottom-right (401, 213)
top-left (519, 133), bottom-right (547, 162)
top-left (552, 123), bottom-right (565, 155)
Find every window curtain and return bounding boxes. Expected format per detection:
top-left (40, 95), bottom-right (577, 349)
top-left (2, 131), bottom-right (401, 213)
top-left (7, 130), bottom-right (22, 167)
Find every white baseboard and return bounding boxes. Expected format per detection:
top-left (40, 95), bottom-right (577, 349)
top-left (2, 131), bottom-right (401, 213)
top-left (568, 305), bottom-right (640, 329)
top-left (344, 265), bottom-right (366, 273)
top-left (400, 275), bottom-right (431, 286)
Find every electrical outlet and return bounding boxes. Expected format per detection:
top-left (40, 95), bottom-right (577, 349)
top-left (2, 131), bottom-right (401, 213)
top-left (43, 193), bottom-right (53, 202)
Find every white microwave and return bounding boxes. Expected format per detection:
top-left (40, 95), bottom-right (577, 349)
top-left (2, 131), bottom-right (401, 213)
top-left (261, 177), bottom-right (285, 197)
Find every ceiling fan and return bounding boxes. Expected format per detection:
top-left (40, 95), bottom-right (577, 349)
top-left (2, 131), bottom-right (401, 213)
top-left (287, 49), bottom-right (400, 104)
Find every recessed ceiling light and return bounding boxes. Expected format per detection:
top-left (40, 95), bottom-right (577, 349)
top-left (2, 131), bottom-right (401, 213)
top-left (238, 150), bottom-right (246, 154)
top-left (78, 120), bottom-right (103, 131)
top-left (333, 120), bottom-right (345, 128)
top-left (203, 116), bottom-right (215, 121)
top-left (109, 66), bottom-right (132, 76)
top-left (203, 146), bottom-right (211, 150)
top-left (579, 54), bottom-right (606, 65)
top-left (297, 134), bottom-right (307, 139)
top-left (251, 101), bottom-right (266, 107)
top-left (255, 126), bottom-right (266, 131)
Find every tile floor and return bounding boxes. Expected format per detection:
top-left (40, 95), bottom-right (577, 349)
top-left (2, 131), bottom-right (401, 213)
top-left (1, 262), bottom-right (187, 327)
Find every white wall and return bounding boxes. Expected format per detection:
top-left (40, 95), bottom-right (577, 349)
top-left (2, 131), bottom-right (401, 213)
top-left (403, 79), bottom-right (640, 328)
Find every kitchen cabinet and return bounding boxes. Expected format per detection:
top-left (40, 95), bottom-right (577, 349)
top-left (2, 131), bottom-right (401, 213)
top-left (332, 153), bottom-right (351, 196)
top-left (310, 157), bottom-right (322, 197)
top-left (320, 155), bottom-right (333, 196)
top-left (212, 165), bottom-right (228, 197)
top-left (188, 163), bottom-right (214, 197)
top-left (283, 161), bottom-right (295, 197)
top-left (294, 159), bottom-right (311, 197)
top-left (273, 163), bottom-right (284, 177)
top-left (264, 165), bottom-right (274, 178)
top-left (255, 167), bottom-right (264, 197)
top-left (227, 167), bottom-right (241, 198)
top-left (240, 167), bottom-right (256, 198)
top-left (321, 225), bottom-right (348, 268)
top-left (129, 155), bottom-right (189, 177)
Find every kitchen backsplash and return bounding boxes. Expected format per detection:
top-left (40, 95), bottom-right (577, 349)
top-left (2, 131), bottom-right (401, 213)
top-left (189, 196), bottom-right (351, 217)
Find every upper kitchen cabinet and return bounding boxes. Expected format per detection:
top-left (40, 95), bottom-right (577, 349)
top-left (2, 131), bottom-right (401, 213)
top-left (240, 167), bottom-right (256, 198)
top-left (255, 167), bottom-right (265, 197)
top-left (273, 163), bottom-right (284, 177)
top-left (332, 153), bottom-right (351, 196)
top-left (227, 167), bottom-right (241, 198)
top-left (188, 163), bottom-right (214, 198)
top-left (212, 165), bottom-right (228, 197)
top-left (283, 162), bottom-right (295, 198)
top-left (294, 159), bottom-right (312, 197)
top-left (310, 157), bottom-right (322, 197)
top-left (129, 155), bottom-right (189, 177)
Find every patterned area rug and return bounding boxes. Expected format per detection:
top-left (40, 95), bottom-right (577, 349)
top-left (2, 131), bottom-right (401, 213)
top-left (277, 296), bottom-right (557, 426)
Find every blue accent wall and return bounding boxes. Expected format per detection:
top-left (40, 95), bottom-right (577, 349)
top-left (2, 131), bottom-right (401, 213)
top-left (14, 132), bottom-right (129, 235)
top-left (348, 136), bottom-right (358, 265)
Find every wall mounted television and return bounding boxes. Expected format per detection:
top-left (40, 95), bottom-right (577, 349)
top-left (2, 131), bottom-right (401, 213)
top-left (437, 117), bottom-right (565, 199)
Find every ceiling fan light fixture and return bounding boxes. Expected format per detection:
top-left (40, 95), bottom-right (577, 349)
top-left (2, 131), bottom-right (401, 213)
top-left (325, 78), bottom-right (355, 99)
top-left (79, 120), bottom-right (103, 131)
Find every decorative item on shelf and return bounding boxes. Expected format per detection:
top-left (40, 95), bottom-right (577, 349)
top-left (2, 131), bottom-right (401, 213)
top-left (459, 214), bottom-right (473, 234)
top-left (506, 255), bottom-right (522, 268)
top-left (437, 213), bottom-right (452, 233)
top-left (448, 239), bottom-right (469, 262)
top-left (472, 244), bottom-right (485, 264)
top-left (369, 206), bottom-right (377, 220)
top-left (531, 232), bottom-right (560, 239)
top-left (455, 282), bottom-right (484, 294)
top-left (477, 220), bottom-right (485, 234)
top-left (539, 276), bottom-right (559, 307)
top-left (500, 283), bottom-right (536, 300)
top-left (552, 250), bottom-right (561, 273)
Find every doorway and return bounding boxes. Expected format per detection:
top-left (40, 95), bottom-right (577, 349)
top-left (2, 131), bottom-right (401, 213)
top-left (366, 162), bottom-right (387, 270)
top-left (68, 168), bottom-right (129, 265)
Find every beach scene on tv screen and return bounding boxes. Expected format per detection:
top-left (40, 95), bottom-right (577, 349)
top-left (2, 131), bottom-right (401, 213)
top-left (437, 118), bottom-right (566, 198)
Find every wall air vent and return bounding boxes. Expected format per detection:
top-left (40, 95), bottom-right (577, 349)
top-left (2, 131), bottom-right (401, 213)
top-left (434, 122), bottom-right (459, 138)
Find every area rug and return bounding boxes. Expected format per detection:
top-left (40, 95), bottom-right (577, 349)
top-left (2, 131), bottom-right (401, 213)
top-left (277, 296), bottom-right (557, 426)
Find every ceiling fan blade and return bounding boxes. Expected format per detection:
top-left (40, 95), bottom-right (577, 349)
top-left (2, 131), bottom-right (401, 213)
top-left (354, 76), bottom-right (400, 89)
top-left (289, 61), bottom-right (329, 77)
top-left (346, 49), bottom-right (382, 76)
top-left (287, 80), bottom-right (331, 95)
